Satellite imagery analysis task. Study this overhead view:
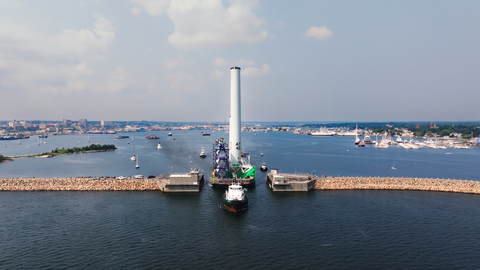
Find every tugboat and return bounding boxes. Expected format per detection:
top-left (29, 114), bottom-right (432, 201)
top-left (199, 146), bottom-right (206, 158)
top-left (223, 182), bottom-right (248, 212)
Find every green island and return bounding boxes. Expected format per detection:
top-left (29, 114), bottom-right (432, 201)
top-left (0, 154), bottom-right (13, 162)
top-left (6, 144), bottom-right (117, 159)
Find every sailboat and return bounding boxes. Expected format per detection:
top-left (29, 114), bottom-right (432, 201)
top-left (87, 134), bottom-right (90, 142)
top-left (391, 162), bottom-right (396, 170)
top-left (354, 124), bottom-right (360, 145)
top-left (135, 154), bottom-right (140, 169)
top-left (157, 142), bottom-right (162, 149)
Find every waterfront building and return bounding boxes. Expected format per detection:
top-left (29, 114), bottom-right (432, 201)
top-left (79, 119), bottom-right (88, 128)
top-left (101, 120), bottom-right (113, 127)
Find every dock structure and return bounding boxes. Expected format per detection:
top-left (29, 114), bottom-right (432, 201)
top-left (158, 168), bottom-right (204, 193)
top-left (266, 169), bottom-right (316, 192)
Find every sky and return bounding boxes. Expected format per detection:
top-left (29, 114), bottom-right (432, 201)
top-left (0, 0), bottom-right (479, 122)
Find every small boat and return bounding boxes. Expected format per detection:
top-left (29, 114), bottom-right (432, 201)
top-left (168, 132), bottom-right (172, 136)
top-left (261, 153), bottom-right (263, 156)
top-left (358, 140), bottom-right (365, 147)
top-left (223, 183), bottom-right (248, 212)
top-left (260, 161), bottom-right (267, 171)
top-left (199, 146), bottom-right (206, 158)
top-left (130, 155), bottom-right (136, 161)
top-left (446, 152), bottom-right (452, 155)
top-left (354, 137), bottom-right (361, 145)
top-left (39, 135), bottom-right (48, 138)
top-left (157, 142), bottom-right (162, 149)
top-left (145, 134), bottom-right (159, 139)
top-left (173, 137), bottom-right (176, 140)
top-left (135, 155), bottom-right (140, 169)
top-left (115, 135), bottom-right (129, 139)
top-left (391, 162), bottom-right (396, 170)
top-left (200, 132), bottom-right (211, 136)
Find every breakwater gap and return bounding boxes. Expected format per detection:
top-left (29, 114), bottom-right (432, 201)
top-left (1, 175), bottom-right (480, 195)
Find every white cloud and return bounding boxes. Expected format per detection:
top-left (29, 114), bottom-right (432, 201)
top-left (0, 15), bottom-right (116, 94)
top-left (167, 0), bottom-right (268, 49)
top-left (212, 57), bottom-right (228, 67)
top-left (165, 71), bottom-right (205, 92)
top-left (304, 26), bottom-right (333, 41)
top-left (131, 0), bottom-right (171, 16)
top-left (237, 59), bottom-right (255, 67)
top-left (131, 6), bottom-right (142, 15)
top-left (163, 54), bottom-right (193, 69)
top-left (243, 64), bottom-right (271, 77)
top-left (210, 69), bottom-right (223, 80)
top-left (106, 67), bottom-right (129, 93)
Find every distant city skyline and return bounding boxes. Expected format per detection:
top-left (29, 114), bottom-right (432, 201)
top-left (1, 0), bottom-right (479, 122)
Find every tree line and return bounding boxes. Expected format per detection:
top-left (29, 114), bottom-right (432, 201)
top-left (42, 144), bottom-right (117, 156)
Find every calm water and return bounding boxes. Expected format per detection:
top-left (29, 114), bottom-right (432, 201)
top-left (1, 131), bottom-right (480, 269)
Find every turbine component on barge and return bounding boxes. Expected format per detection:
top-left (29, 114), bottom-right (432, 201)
top-left (211, 66), bottom-right (256, 188)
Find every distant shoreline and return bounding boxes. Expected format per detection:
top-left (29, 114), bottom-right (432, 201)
top-left (9, 149), bottom-right (115, 159)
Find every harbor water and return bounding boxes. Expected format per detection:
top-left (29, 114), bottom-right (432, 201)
top-left (1, 131), bottom-right (480, 269)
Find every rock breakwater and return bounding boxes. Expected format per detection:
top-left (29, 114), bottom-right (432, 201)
top-left (0, 177), bottom-right (161, 191)
top-left (315, 176), bottom-right (480, 194)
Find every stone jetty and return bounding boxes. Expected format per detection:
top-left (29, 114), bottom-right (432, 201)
top-left (0, 177), bottom-right (161, 191)
top-left (315, 176), bottom-right (480, 194)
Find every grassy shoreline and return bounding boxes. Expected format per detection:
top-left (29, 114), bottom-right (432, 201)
top-left (4, 144), bottom-right (117, 160)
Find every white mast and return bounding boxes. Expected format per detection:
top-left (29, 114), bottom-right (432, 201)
top-left (229, 66), bottom-right (241, 164)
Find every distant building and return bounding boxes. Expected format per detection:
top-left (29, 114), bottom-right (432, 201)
top-left (416, 123), bottom-right (420, 129)
top-left (101, 120), bottom-right (113, 127)
top-left (63, 119), bottom-right (72, 127)
top-left (79, 119), bottom-right (88, 128)
top-left (8, 120), bottom-right (18, 130)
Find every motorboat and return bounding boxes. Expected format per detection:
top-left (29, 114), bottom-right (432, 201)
top-left (199, 146), bottom-right (206, 158)
top-left (168, 132), bottom-right (172, 136)
top-left (157, 142), bottom-right (162, 149)
top-left (130, 155), bottom-right (136, 161)
top-left (364, 135), bottom-right (372, 144)
top-left (260, 161), bottom-right (267, 171)
top-left (223, 183), bottom-right (248, 212)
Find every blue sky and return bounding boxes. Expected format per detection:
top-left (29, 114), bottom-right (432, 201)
top-left (0, 0), bottom-right (479, 122)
